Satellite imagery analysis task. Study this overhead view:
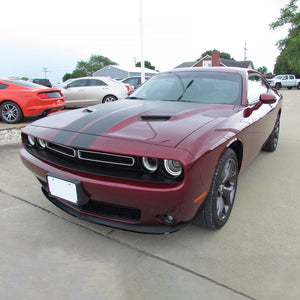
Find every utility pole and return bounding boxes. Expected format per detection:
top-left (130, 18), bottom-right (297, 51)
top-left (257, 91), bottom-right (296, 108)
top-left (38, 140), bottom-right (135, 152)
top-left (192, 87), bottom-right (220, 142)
top-left (42, 67), bottom-right (48, 78)
top-left (244, 43), bottom-right (247, 61)
top-left (133, 57), bottom-right (137, 67)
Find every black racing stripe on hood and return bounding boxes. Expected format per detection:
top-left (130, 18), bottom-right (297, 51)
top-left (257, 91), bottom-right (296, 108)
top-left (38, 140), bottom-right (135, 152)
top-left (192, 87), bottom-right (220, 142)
top-left (69, 106), bottom-right (144, 148)
top-left (52, 102), bottom-right (143, 147)
top-left (65, 101), bottom-right (136, 133)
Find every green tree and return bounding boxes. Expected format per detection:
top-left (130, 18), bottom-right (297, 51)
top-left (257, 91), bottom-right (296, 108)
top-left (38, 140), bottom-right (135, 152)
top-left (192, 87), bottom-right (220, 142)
top-left (198, 49), bottom-right (235, 61)
top-left (270, 0), bottom-right (300, 77)
top-left (257, 66), bottom-right (269, 75)
top-left (62, 54), bottom-right (117, 81)
top-left (136, 60), bottom-right (156, 70)
top-left (62, 73), bottom-right (72, 82)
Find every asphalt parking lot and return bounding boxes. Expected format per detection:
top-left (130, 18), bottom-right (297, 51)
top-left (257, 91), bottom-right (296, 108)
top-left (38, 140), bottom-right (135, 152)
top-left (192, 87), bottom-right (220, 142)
top-left (0, 90), bottom-right (299, 299)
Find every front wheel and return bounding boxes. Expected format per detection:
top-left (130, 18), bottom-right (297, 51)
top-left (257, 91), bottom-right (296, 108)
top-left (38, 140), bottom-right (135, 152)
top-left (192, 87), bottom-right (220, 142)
top-left (193, 148), bottom-right (238, 229)
top-left (0, 101), bottom-right (23, 124)
top-left (275, 83), bottom-right (281, 90)
top-left (102, 95), bottom-right (117, 103)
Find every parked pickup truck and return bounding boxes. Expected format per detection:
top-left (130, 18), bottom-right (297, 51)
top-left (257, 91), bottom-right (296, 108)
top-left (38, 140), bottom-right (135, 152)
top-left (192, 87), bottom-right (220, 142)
top-left (268, 74), bottom-right (300, 90)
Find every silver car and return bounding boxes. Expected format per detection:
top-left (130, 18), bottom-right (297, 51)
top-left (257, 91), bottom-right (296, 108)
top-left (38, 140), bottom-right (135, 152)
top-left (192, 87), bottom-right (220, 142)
top-left (60, 77), bottom-right (129, 107)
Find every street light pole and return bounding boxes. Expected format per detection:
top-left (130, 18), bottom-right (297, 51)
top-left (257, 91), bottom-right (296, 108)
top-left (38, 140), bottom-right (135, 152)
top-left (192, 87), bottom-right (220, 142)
top-left (139, 0), bottom-right (145, 84)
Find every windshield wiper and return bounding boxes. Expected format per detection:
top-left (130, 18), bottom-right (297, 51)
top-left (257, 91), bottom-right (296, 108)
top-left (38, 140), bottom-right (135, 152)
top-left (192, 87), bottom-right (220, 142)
top-left (177, 80), bottom-right (194, 101)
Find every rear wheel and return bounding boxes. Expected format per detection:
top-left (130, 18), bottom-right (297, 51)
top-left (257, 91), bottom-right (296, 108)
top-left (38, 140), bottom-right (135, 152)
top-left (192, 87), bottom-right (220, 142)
top-left (102, 95), bottom-right (117, 103)
top-left (193, 148), bottom-right (238, 229)
top-left (262, 116), bottom-right (280, 152)
top-left (0, 101), bottom-right (23, 124)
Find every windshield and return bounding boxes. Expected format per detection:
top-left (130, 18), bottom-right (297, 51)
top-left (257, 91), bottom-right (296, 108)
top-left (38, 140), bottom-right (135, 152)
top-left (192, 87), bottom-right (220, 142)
top-left (129, 71), bottom-right (242, 105)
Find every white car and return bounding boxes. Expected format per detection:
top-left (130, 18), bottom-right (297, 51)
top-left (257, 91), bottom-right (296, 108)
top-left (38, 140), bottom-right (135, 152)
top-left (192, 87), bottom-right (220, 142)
top-left (60, 77), bottom-right (129, 107)
top-left (268, 74), bottom-right (300, 90)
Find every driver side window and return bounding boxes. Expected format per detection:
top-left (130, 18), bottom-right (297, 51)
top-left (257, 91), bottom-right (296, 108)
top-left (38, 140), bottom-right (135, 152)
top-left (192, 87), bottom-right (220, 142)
top-left (247, 75), bottom-right (269, 105)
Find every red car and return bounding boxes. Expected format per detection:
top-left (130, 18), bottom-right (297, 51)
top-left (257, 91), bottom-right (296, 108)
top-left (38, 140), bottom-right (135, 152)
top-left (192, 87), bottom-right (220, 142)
top-left (0, 79), bottom-right (65, 124)
top-left (20, 68), bottom-right (282, 234)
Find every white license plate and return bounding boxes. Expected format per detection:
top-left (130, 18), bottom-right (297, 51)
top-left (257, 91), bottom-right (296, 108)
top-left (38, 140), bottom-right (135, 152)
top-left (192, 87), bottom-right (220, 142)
top-left (48, 176), bottom-right (78, 204)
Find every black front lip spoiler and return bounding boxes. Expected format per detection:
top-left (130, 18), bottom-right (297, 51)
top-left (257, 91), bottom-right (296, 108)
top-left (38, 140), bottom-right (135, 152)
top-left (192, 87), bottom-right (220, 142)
top-left (41, 187), bottom-right (189, 235)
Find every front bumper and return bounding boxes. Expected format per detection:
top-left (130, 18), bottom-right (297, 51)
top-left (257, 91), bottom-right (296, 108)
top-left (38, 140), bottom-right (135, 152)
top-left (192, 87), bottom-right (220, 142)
top-left (42, 187), bottom-right (188, 234)
top-left (20, 147), bottom-right (196, 234)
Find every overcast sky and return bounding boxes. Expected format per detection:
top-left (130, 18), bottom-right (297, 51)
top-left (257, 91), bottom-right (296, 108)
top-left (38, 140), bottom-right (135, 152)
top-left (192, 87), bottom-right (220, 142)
top-left (0, 0), bottom-right (292, 84)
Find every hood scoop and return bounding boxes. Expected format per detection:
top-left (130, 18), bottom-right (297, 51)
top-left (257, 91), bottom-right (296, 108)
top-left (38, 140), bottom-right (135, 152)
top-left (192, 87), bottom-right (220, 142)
top-left (139, 115), bottom-right (171, 122)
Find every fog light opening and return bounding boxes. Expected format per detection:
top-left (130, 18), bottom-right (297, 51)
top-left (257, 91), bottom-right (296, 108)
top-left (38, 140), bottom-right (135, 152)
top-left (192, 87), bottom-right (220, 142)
top-left (162, 215), bottom-right (176, 225)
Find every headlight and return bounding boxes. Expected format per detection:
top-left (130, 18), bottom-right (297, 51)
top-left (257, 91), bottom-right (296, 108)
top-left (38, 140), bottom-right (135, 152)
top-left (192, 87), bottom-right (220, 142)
top-left (142, 157), bottom-right (159, 172)
top-left (37, 138), bottom-right (47, 149)
top-left (27, 135), bottom-right (36, 147)
top-left (163, 159), bottom-right (183, 177)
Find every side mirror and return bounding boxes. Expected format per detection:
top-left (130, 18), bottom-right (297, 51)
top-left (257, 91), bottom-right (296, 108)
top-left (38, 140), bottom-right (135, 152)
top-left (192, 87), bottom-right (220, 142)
top-left (260, 93), bottom-right (276, 104)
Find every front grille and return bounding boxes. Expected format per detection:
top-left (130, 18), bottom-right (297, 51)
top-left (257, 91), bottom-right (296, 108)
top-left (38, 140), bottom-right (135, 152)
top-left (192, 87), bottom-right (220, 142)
top-left (82, 200), bottom-right (141, 222)
top-left (40, 182), bottom-right (141, 223)
top-left (23, 134), bottom-right (183, 183)
top-left (45, 141), bottom-right (135, 166)
top-left (78, 149), bottom-right (135, 166)
top-left (47, 142), bottom-right (76, 157)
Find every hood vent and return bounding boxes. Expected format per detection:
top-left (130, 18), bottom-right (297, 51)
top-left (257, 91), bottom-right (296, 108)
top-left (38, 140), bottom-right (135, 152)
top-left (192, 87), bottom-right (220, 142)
top-left (139, 115), bottom-right (171, 122)
top-left (83, 108), bottom-right (96, 113)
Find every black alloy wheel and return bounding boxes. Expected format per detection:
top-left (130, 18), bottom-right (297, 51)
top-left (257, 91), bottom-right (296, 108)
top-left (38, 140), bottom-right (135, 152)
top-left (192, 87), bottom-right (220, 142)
top-left (262, 116), bottom-right (280, 152)
top-left (194, 148), bottom-right (238, 229)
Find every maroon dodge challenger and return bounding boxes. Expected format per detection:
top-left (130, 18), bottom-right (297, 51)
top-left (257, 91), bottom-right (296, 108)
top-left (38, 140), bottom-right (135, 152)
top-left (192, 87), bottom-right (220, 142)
top-left (20, 68), bottom-right (282, 234)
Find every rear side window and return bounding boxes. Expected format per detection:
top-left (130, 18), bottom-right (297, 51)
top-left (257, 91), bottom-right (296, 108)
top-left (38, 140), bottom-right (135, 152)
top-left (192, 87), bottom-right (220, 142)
top-left (0, 83), bottom-right (9, 89)
top-left (87, 79), bottom-right (107, 86)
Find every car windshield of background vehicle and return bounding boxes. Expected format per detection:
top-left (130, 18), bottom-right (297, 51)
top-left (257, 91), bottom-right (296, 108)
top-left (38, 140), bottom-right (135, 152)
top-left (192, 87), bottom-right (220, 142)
top-left (4, 80), bottom-right (42, 88)
top-left (129, 72), bottom-right (242, 105)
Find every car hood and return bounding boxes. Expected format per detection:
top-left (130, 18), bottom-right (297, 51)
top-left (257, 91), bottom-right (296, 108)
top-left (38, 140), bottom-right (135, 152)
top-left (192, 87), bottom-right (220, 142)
top-left (30, 99), bottom-right (236, 148)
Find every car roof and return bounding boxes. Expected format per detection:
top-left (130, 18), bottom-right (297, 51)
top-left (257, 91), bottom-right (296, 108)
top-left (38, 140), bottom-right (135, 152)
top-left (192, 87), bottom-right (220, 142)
top-left (167, 67), bottom-right (250, 76)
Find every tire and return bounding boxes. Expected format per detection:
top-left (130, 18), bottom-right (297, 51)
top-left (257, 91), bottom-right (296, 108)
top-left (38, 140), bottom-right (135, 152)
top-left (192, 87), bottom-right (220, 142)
top-left (193, 148), bottom-right (238, 229)
top-left (275, 83), bottom-right (281, 90)
top-left (102, 95), bottom-right (117, 103)
top-left (297, 83), bottom-right (300, 90)
top-left (0, 101), bottom-right (23, 124)
top-left (262, 116), bottom-right (280, 152)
